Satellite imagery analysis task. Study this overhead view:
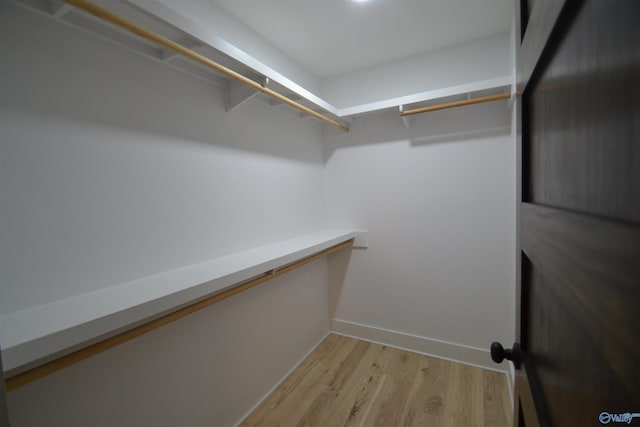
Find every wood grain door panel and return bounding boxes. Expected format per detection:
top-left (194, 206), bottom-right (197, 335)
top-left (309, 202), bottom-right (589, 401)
top-left (513, 0), bottom-right (640, 425)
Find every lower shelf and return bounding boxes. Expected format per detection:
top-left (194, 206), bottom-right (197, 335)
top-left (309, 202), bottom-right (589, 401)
top-left (0, 230), bottom-right (357, 379)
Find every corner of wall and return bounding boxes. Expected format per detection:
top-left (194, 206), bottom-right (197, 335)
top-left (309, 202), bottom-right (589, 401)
top-left (331, 319), bottom-right (507, 373)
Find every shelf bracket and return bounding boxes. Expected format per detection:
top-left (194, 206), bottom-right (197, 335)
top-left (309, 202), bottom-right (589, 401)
top-left (160, 40), bottom-right (201, 62)
top-left (50, 0), bottom-right (72, 18)
top-left (399, 105), bottom-right (412, 129)
top-left (226, 76), bottom-right (268, 112)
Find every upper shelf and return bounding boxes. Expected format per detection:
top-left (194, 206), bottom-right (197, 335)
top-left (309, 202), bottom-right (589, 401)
top-left (346, 76), bottom-right (512, 117)
top-left (10, 0), bottom-right (514, 126)
top-left (0, 229), bottom-right (360, 375)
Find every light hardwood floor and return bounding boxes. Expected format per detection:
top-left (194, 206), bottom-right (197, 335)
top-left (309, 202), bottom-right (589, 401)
top-left (240, 334), bottom-right (512, 427)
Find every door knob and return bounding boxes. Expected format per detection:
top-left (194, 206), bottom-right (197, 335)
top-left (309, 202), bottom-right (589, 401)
top-left (490, 342), bottom-right (521, 368)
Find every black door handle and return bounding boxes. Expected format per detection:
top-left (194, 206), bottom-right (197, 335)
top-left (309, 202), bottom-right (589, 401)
top-left (490, 342), bottom-right (521, 368)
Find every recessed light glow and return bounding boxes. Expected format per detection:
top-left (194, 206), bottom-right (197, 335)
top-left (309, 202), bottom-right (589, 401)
top-left (352, 0), bottom-right (372, 3)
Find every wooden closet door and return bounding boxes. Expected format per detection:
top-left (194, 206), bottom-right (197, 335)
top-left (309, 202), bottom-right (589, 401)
top-left (493, 1), bottom-right (640, 425)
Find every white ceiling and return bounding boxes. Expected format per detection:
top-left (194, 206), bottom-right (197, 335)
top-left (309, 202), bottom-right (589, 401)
top-left (210, 0), bottom-right (513, 79)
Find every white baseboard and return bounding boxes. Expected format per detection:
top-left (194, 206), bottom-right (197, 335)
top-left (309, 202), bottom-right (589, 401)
top-left (331, 319), bottom-right (509, 374)
top-left (232, 332), bottom-right (330, 427)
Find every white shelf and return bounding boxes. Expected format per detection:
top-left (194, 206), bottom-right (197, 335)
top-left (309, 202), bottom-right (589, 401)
top-left (339, 76), bottom-right (512, 117)
top-left (124, 0), bottom-right (341, 117)
top-left (0, 230), bottom-right (357, 375)
top-left (10, 0), bottom-right (513, 122)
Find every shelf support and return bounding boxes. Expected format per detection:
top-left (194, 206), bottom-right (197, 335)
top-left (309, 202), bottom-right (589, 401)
top-left (226, 76), bottom-right (268, 111)
top-left (50, 0), bottom-right (72, 18)
top-left (161, 40), bottom-right (201, 62)
top-left (399, 105), bottom-right (412, 129)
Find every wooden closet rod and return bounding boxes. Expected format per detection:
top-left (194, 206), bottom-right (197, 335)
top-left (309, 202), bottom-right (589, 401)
top-left (62, 0), bottom-right (349, 132)
top-left (5, 239), bottom-right (354, 391)
top-left (400, 93), bottom-right (511, 117)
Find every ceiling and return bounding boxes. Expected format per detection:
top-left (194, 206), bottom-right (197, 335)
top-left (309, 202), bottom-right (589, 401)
top-left (210, 0), bottom-right (513, 79)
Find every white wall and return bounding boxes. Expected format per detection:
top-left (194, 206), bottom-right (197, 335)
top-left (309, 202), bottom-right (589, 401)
top-left (321, 33), bottom-right (511, 109)
top-left (0, 3), bottom-right (326, 315)
top-left (1, 3), bottom-right (328, 425)
top-left (324, 101), bottom-right (516, 368)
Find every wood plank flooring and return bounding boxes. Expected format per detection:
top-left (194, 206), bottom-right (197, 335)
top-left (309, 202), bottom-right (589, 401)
top-left (240, 334), bottom-right (512, 427)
